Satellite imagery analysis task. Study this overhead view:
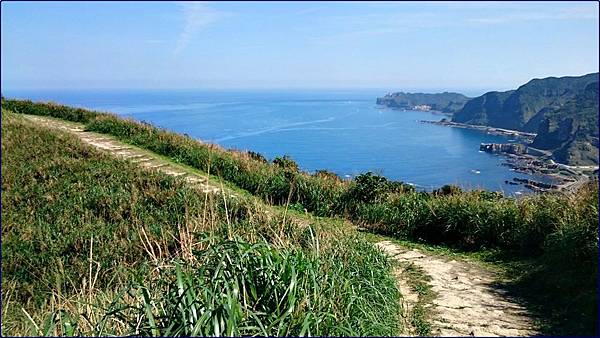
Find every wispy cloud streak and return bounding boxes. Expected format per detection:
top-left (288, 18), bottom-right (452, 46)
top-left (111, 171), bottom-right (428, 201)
top-left (174, 1), bottom-right (221, 55)
top-left (466, 5), bottom-right (598, 24)
top-left (307, 4), bottom-right (598, 44)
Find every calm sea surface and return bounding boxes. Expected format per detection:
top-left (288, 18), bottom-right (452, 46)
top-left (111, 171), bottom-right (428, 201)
top-left (5, 89), bottom-right (551, 195)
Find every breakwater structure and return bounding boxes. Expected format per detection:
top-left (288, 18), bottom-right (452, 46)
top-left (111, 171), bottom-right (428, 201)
top-left (480, 143), bottom-right (526, 155)
top-left (421, 120), bottom-right (537, 142)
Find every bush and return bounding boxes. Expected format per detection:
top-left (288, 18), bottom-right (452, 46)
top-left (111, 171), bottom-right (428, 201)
top-left (1, 112), bottom-right (401, 336)
top-left (1, 98), bottom-right (102, 123)
top-left (106, 236), bottom-right (400, 336)
top-left (314, 169), bottom-right (341, 182)
top-left (433, 184), bottom-right (462, 196)
top-left (247, 150), bottom-right (268, 163)
top-left (272, 155), bottom-right (299, 172)
top-left (4, 98), bottom-right (597, 257)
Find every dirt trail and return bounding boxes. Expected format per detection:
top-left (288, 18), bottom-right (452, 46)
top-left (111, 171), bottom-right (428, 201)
top-left (24, 114), bottom-right (539, 337)
top-left (22, 115), bottom-right (223, 194)
top-left (376, 241), bottom-right (539, 337)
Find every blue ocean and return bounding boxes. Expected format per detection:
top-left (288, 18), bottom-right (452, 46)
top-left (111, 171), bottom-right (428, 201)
top-left (4, 89), bottom-right (550, 195)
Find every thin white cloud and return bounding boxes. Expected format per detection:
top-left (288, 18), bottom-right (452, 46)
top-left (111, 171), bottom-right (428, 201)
top-left (466, 5), bottom-right (598, 25)
top-left (306, 12), bottom-right (456, 44)
top-left (307, 3), bottom-right (598, 44)
top-left (174, 1), bottom-right (222, 55)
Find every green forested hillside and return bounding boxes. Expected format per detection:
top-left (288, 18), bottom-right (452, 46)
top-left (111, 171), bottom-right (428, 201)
top-left (453, 73), bottom-right (598, 131)
top-left (532, 82), bottom-right (599, 165)
top-left (376, 92), bottom-right (470, 113)
top-left (452, 73), bottom-right (599, 164)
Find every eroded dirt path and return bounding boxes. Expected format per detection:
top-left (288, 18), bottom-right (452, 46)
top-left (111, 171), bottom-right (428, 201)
top-left (376, 241), bottom-right (539, 337)
top-left (22, 115), bottom-right (223, 194)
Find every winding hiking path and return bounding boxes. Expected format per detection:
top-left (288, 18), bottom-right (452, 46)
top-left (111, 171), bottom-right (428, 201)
top-left (22, 114), bottom-right (224, 194)
top-left (24, 114), bottom-right (540, 337)
top-left (376, 241), bottom-right (539, 337)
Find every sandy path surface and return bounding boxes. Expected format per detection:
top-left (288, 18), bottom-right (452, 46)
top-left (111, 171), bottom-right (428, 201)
top-left (376, 240), bottom-right (539, 337)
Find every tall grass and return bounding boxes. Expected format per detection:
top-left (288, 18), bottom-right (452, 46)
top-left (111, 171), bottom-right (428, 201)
top-left (3, 98), bottom-right (596, 257)
top-left (102, 235), bottom-right (400, 336)
top-left (4, 98), bottom-right (598, 335)
top-left (1, 111), bottom-right (400, 336)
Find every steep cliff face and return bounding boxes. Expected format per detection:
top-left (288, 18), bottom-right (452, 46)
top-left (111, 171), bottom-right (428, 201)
top-left (532, 82), bottom-right (599, 165)
top-left (454, 91), bottom-right (514, 126)
top-left (451, 73), bottom-right (598, 165)
top-left (376, 92), bottom-right (470, 113)
top-left (453, 73), bottom-right (599, 132)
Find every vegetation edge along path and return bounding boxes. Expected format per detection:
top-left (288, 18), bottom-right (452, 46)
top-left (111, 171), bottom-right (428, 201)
top-left (22, 113), bottom-right (545, 337)
top-left (2, 112), bottom-right (403, 336)
top-left (22, 114), bottom-right (225, 195)
top-left (376, 240), bottom-right (540, 336)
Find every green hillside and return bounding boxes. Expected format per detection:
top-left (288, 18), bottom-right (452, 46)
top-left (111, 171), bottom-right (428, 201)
top-left (1, 111), bottom-right (401, 336)
top-left (376, 92), bottom-right (470, 113)
top-left (532, 82), bottom-right (599, 165)
top-left (453, 73), bottom-right (598, 131)
top-left (2, 99), bottom-right (598, 336)
top-left (452, 73), bottom-right (599, 164)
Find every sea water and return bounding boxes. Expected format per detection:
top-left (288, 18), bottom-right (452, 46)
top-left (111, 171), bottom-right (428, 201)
top-left (5, 89), bottom-right (552, 195)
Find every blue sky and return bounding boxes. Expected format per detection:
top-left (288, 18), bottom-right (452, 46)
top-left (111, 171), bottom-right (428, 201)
top-left (1, 1), bottom-right (598, 94)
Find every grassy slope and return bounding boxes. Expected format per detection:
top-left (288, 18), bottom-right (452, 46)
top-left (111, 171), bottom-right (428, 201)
top-left (3, 98), bottom-right (598, 335)
top-left (1, 111), bottom-right (401, 336)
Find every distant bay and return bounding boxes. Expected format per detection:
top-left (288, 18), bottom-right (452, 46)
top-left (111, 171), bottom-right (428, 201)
top-left (5, 89), bottom-right (554, 195)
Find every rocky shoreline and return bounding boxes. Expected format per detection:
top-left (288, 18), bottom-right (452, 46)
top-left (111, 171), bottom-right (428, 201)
top-left (423, 119), bottom-right (596, 193)
top-left (493, 147), bottom-right (593, 193)
top-left (421, 120), bottom-right (537, 142)
top-left (421, 119), bottom-right (599, 194)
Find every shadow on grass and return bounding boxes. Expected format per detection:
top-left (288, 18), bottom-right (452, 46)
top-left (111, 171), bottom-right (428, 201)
top-left (490, 254), bottom-right (598, 337)
top-left (360, 228), bottom-right (598, 336)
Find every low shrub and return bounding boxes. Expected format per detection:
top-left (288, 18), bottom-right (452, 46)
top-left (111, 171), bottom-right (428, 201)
top-left (4, 98), bottom-right (597, 258)
top-left (103, 235), bottom-right (401, 336)
top-left (1, 111), bottom-right (401, 336)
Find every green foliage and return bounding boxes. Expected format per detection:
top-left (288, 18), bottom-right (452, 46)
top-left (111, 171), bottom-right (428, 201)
top-left (81, 113), bottom-right (346, 216)
top-left (432, 184), bottom-right (462, 196)
top-left (246, 150), bottom-right (268, 163)
top-left (340, 172), bottom-right (415, 209)
top-left (106, 235), bottom-right (400, 336)
top-left (452, 72), bottom-right (599, 165)
top-left (347, 172), bottom-right (391, 203)
top-left (272, 155), bottom-right (299, 172)
top-left (503, 189), bottom-right (598, 335)
top-left (1, 112), bottom-right (401, 336)
top-left (1, 98), bottom-right (103, 123)
top-left (314, 169), bottom-right (342, 182)
top-left (377, 91), bottom-right (470, 113)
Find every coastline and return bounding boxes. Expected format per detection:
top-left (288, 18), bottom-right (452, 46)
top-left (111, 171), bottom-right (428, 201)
top-left (420, 119), bottom-right (537, 142)
top-left (375, 103), bottom-right (454, 116)
top-left (422, 119), bottom-right (597, 194)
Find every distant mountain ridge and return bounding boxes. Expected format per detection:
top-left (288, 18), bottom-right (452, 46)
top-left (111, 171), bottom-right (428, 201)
top-left (376, 92), bottom-right (470, 113)
top-left (452, 73), bottom-right (599, 165)
top-left (452, 73), bottom-right (598, 132)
